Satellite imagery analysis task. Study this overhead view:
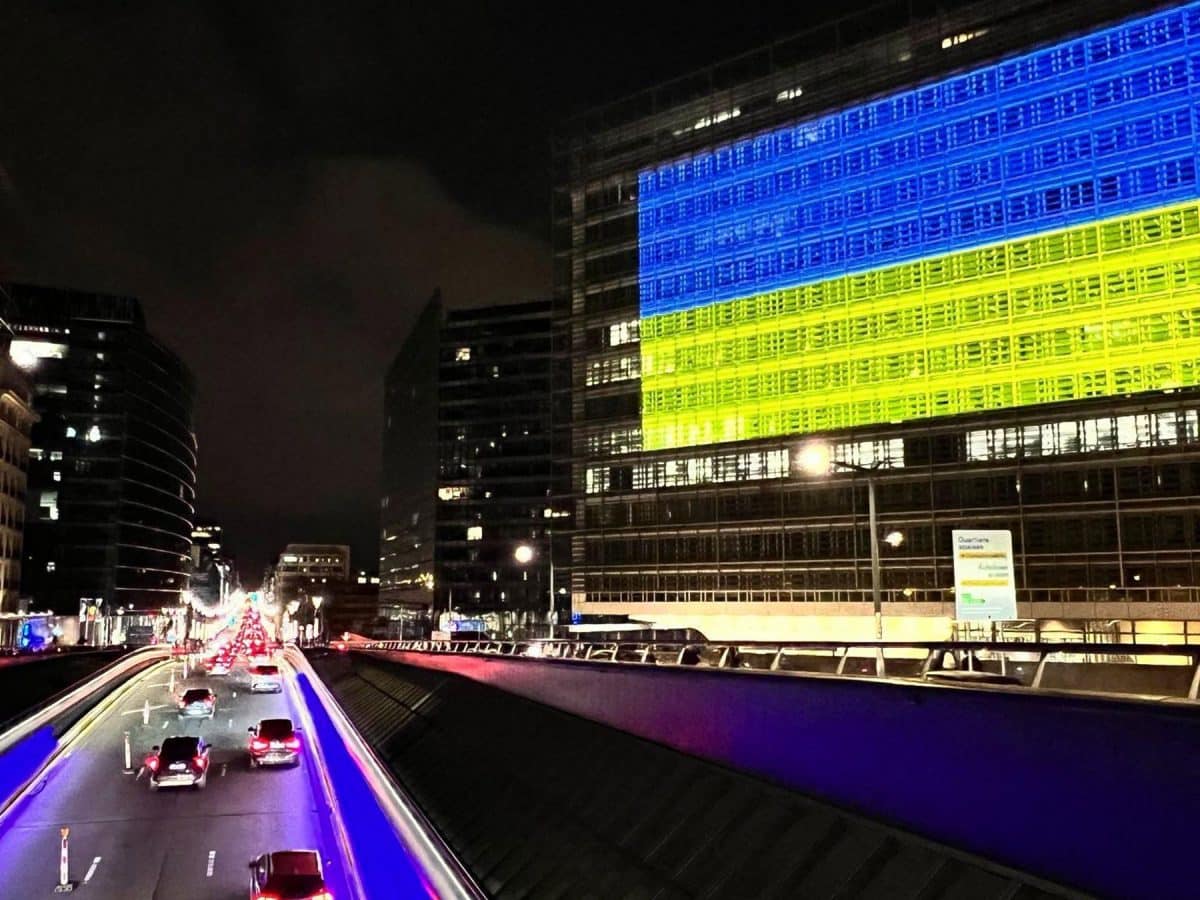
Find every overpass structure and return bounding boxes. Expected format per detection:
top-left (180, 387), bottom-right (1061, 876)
top-left (0, 639), bottom-right (1192, 898)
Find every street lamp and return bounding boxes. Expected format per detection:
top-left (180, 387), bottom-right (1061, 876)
top-left (514, 541), bottom-right (555, 639)
top-left (798, 441), bottom-right (888, 642)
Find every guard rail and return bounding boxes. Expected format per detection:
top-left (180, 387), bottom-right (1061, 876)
top-left (354, 638), bottom-right (1200, 700)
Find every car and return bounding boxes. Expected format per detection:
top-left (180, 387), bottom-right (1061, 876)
top-left (208, 657), bottom-right (231, 676)
top-left (249, 664), bottom-right (283, 693)
top-left (248, 849), bottom-right (331, 900)
top-left (178, 687), bottom-right (217, 718)
top-left (147, 736), bottom-right (210, 790)
top-left (248, 718), bottom-right (302, 767)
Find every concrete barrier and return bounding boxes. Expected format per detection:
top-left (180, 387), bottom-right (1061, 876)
top-left (371, 648), bottom-right (1200, 899)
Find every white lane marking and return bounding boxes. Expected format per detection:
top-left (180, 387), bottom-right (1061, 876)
top-left (161, 721), bottom-right (168, 729)
top-left (206, 851), bottom-right (216, 877)
top-left (220, 763), bottom-right (227, 777)
top-left (120, 704), bottom-right (170, 716)
top-left (84, 856), bottom-right (102, 883)
top-left (227, 718), bottom-right (233, 727)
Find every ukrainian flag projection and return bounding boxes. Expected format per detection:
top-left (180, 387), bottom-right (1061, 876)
top-left (638, 3), bottom-right (1200, 451)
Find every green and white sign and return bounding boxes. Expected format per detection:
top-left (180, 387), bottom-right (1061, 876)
top-left (952, 529), bottom-right (1017, 621)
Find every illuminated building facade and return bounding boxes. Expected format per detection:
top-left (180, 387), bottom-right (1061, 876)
top-left (4, 285), bottom-right (197, 616)
top-left (557, 0), bottom-right (1200, 640)
top-left (0, 323), bottom-right (35, 614)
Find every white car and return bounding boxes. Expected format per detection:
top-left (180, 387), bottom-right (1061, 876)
top-left (248, 664), bottom-right (282, 693)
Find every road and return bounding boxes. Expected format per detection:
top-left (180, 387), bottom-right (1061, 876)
top-left (0, 656), bottom-right (352, 899)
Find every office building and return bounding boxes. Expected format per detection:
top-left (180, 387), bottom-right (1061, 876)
top-left (5, 285), bottom-right (197, 615)
top-left (273, 543), bottom-right (350, 598)
top-left (556, 0), bottom-right (1200, 641)
top-left (435, 300), bottom-right (571, 636)
top-left (0, 322), bottom-right (36, 613)
top-left (379, 292), bottom-right (441, 630)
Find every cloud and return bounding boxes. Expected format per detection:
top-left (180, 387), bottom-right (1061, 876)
top-left (0, 154), bottom-right (551, 577)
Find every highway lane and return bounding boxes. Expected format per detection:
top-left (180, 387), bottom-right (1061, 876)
top-left (0, 656), bottom-right (352, 899)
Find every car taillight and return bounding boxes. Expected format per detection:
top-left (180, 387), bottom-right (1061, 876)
top-left (193, 754), bottom-right (207, 770)
top-left (308, 891), bottom-right (333, 900)
top-left (283, 736), bottom-right (301, 751)
top-left (250, 737), bottom-right (269, 751)
top-left (204, 697), bottom-right (214, 705)
top-left (252, 894), bottom-right (280, 900)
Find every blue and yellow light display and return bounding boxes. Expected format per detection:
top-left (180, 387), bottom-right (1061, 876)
top-left (639, 3), bottom-right (1200, 450)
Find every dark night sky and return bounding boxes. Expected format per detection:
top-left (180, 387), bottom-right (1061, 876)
top-left (0, 1), bottom-right (862, 580)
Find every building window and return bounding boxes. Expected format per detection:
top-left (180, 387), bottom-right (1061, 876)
top-left (608, 320), bottom-right (640, 347)
top-left (466, 526), bottom-right (483, 541)
top-left (455, 347), bottom-right (471, 362)
top-left (86, 425), bottom-right (101, 443)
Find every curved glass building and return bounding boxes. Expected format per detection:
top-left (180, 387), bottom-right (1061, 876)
top-left (5, 285), bottom-right (197, 615)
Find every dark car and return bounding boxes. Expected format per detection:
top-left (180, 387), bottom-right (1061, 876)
top-left (147, 736), bottom-right (210, 790)
top-left (178, 687), bottom-right (216, 718)
top-left (248, 850), bottom-right (329, 900)
top-left (248, 718), bottom-right (302, 768)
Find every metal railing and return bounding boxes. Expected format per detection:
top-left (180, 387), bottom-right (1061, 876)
top-left (352, 638), bottom-right (1200, 701)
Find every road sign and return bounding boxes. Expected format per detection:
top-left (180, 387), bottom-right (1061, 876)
top-left (952, 529), bottom-right (1017, 621)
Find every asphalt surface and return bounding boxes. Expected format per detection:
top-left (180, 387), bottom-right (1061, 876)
top-left (0, 657), bottom-right (351, 899)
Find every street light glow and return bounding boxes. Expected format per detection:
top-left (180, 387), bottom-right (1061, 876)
top-left (796, 442), bottom-right (832, 477)
top-left (513, 544), bottom-right (534, 564)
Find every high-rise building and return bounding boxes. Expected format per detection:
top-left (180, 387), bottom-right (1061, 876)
top-left (435, 300), bottom-right (571, 635)
top-left (379, 292), bottom-right (441, 630)
top-left (188, 522), bottom-right (236, 613)
top-left (556, 0), bottom-right (1200, 641)
top-left (5, 285), bottom-right (197, 615)
top-left (0, 318), bottom-right (36, 614)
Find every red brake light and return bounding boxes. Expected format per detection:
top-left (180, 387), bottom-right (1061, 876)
top-left (193, 754), bottom-right (207, 770)
top-left (309, 891), bottom-right (333, 900)
top-left (283, 736), bottom-right (301, 751)
top-left (250, 737), bottom-right (269, 751)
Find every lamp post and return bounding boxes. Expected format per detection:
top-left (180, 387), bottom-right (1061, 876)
top-left (798, 442), bottom-right (894, 642)
top-left (514, 539), bottom-right (554, 639)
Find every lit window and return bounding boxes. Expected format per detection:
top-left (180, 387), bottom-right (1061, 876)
top-left (49, 451), bottom-right (62, 461)
top-left (775, 86), bottom-right (803, 102)
top-left (46, 561), bottom-right (55, 573)
top-left (455, 347), bottom-right (471, 362)
top-left (942, 29), bottom-right (986, 49)
top-left (65, 427), bottom-right (76, 438)
top-left (52, 471), bottom-right (61, 482)
top-left (86, 426), bottom-right (101, 442)
top-left (29, 449), bottom-right (43, 461)
top-left (95, 352), bottom-right (104, 361)
top-left (466, 526), bottom-right (483, 541)
top-left (438, 486), bottom-right (469, 501)
top-left (9, 340), bottom-right (67, 370)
